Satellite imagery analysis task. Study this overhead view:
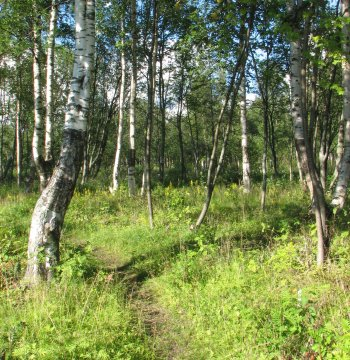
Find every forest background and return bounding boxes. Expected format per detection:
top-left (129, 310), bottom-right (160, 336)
top-left (1, 0), bottom-right (350, 358)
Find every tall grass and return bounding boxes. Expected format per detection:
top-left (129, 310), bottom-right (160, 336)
top-left (1, 181), bottom-right (350, 358)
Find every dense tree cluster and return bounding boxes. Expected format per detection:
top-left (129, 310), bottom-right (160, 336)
top-left (0, 0), bottom-right (347, 282)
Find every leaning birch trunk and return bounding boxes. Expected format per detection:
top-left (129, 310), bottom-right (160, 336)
top-left (240, 75), bottom-right (251, 193)
top-left (25, 0), bottom-right (95, 285)
top-left (195, 7), bottom-right (255, 227)
top-left (128, 0), bottom-right (137, 196)
top-left (289, 0), bottom-right (328, 266)
top-left (44, 0), bottom-right (57, 164)
top-left (32, 2), bottom-right (49, 191)
top-left (332, 0), bottom-right (350, 208)
top-left (111, 18), bottom-right (126, 193)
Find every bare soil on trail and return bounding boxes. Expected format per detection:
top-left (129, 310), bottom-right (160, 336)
top-left (91, 244), bottom-right (182, 359)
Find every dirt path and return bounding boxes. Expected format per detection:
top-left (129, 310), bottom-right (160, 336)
top-left (91, 244), bottom-right (178, 359)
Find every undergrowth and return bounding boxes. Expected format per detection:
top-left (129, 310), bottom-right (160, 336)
top-left (0, 181), bottom-right (350, 358)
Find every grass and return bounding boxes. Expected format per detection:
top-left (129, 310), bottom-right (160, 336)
top-left (1, 181), bottom-right (350, 358)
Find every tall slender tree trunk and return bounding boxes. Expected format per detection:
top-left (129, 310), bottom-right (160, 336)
top-left (330, 115), bottom-right (344, 189)
top-left (261, 109), bottom-right (268, 210)
top-left (128, 0), bottom-right (137, 196)
top-left (143, 0), bottom-right (158, 228)
top-left (158, 38), bottom-right (166, 184)
top-left (112, 17), bottom-right (126, 193)
top-left (319, 66), bottom-right (337, 190)
top-left (196, 7), bottom-right (255, 227)
top-left (32, 2), bottom-right (49, 191)
top-left (45, 0), bottom-right (57, 164)
top-left (25, 0), bottom-right (95, 285)
top-left (289, 140), bottom-right (294, 182)
top-left (176, 67), bottom-right (186, 184)
top-left (187, 108), bottom-right (200, 178)
top-left (296, 148), bottom-right (304, 184)
top-left (250, 42), bottom-right (271, 206)
top-left (268, 116), bottom-right (278, 177)
top-left (289, 0), bottom-right (328, 265)
top-left (0, 90), bottom-right (4, 180)
top-left (240, 75), bottom-right (251, 193)
top-left (16, 98), bottom-right (22, 186)
top-left (308, 53), bottom-right (319, 149)
top-left (332, 0), bottom-right (350, 208)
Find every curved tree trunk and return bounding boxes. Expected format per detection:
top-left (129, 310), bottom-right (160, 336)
top-left (25, 0), bottom-right (95, 285)
top-left (196, 6), bottom-right (255, 227)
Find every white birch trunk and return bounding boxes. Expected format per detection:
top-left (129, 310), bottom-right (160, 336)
top-left (25, 0), bottom-right (95, 285)
top-left (289, 0), bottom-right (328, 265)
top-left (32, 3), bottom-right (47, 191)
top-left (128, 0), bottom-right (137, 196)
top-left (240, 75), bottom-right (251, 193)
top-left (332, 0), bottom-right (350, 208)
top-left (16, 98), bottom-right (22, 186)
top-left (45, 0), bottom-right (57, 163)
top-left (143, 1), bottom-right (158, 228)
top-left (111, 18), bottom-right (126, 193)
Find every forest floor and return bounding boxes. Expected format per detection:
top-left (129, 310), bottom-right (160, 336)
top-left (1, 180), bottom-right (350, 359)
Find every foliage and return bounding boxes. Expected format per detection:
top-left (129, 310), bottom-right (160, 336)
top-left (1, 182), bottom-right (350, 358)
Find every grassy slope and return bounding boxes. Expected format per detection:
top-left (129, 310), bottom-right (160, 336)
top-left (1, 182), bottom-right (350, 359)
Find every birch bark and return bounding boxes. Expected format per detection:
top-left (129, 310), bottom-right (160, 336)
top-left (25, 0), bottom-right (95, 284)
top-left (16, 98), bottom-right (22, 186)
top-left (196, 7), bottom-right (255, 227)
top-left (128, 0), bottom-right (137, 196)
top-left (289, 0), bottom-right (328, 265)
top-left (45, 0), bottom-right (58, 164)
top-left (239, 75), bottom-right (251, 193)
top-left (332, 0), bottom-right (350, 208)
top-left (112, 17), bottom-right (126, 193)
top-left (143, 0), bottom-right (158, 228)
top-left (32, 2), bottom-right (49, 191)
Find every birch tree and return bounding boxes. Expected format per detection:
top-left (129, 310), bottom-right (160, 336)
top-left (25, 0), bottom-right (95, 284)
top-left (32, 0), bottom-right (49, 191)
top-left (196, 4), bottom-right (255, 227)
top-left (142, 0), bottom-right (158, 228)
top-left (45, 0), bottom-right (58, 164)
top-left (16, 97), bottom-right (22, 186)
top-left (111, 16), bottom-right (126, 193)
top-left (128, 0), bottom-right (137, 196)
top-left (239, 75), bottom-right (251, 193)
top-left (289, 0), bottom-right (328, 265)
top-left (332, 0), bottom-right (350, 208)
